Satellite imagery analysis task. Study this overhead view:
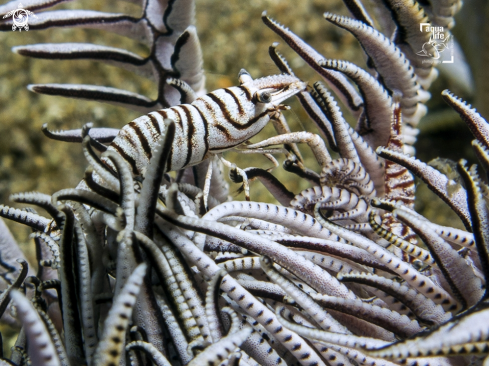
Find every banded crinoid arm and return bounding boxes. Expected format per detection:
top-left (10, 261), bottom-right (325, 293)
top-left (165, 207), bottom-right (356, 298)
top-left (234, 231), bottom-right (388, 271)
top-left (375, 0), bottom-right (438, 89)
top-left (393, 208), bottom-right (484, 309)
top-left (318, 60), bottom-right (393, 150)
top-left (108, 71), bottom-right (306, 175)
top-left (1, 0), bottom-right (206, 111)
top-left (259, 256), bottom-right (350, 334)
top-left (291, 185), bottom-right (370, 224)
top-left (92, 263), bottom-right (147, 365)
top-left (261, 12), bottom-right (364, 118)
top-left (125, 341), bottom-right (172, 366)
top-left (457, 161), bottom-right (489, 300)
top-left (320, 158), bottom-right (376, 198)
top-left (10, 290), bottom-right (62, 366)
top-left (366, 304), bottom-right (489, 360)
top-left (134, 231), bottom-right (206, 354)
top-left (275, 304), bottom-right (390, 350)
top-left (0, 259), bottom-right (28, 320)
top-left (187, 326), bottom-right (253, 366)
top-left (310, 82), bottom-right (361, 164)
top-left (157, 213), bottom-right (329, 365)
top-left (314, 206), bottom-right (460, 312)
top-left (195, 201), bottom-right (343, 244)
top-left (338, 272), bottom-right (451, 326)
top-left (442, 90), bottom-right (489, 150)
top-left (368, 211), bottom-right (436, 266)
top-left (323, 13), bottom-right (429, 120)
top-left (308, 292), bottom-right (424, 338)
top-left (376, 147), bottom-right (471, 229)
top-left (424, 0), bottom-right (463, 29)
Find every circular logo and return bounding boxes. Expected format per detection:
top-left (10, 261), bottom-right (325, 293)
top-left (3, 4), bottom-right (37, 32)
top-left (12, 9), bottom-right (29, 30)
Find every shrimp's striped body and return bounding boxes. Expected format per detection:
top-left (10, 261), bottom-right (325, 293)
top-left (108, 71), bottom-right (306, 175)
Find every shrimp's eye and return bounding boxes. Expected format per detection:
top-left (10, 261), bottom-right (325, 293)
top-left (254, 90), bottom-right (272, 104)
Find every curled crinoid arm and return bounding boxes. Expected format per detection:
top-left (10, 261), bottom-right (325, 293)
top-left (2, 0), bottom-right (205, 110)
top-left (316, 191), bottom-right (369, 223)
top-left (319, 59), bottom-right (393, 149)
top-left (368, 211), bottom-right (435, 265)
top-left (472, 139), bottom-right (489, 180)
top-left (166, 77), bottom-right (197, 104)
top-left (221, 157), bottom-right (251, 201)
top-left (376, 147), bottom-right (472, 229)
top-left (199, 201), bottom-right (340, 242)
top-left (52, 188), bottom-right (122, 216)
top-left (321, 158), bottom-right (376, 198)
top-left (30, 232), bottom-right (60, 270)
top-left (261, 12), bottom-right (364, 117)
top-left (442, 90), bottom-right (489, 150)
top-left (82, 135), bottom-right (120, 193)
top-left (291, 185), bottom-right (365, 218)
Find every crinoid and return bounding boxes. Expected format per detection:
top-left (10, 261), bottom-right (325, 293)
top-left (1, 0), bottom-right (488, 366)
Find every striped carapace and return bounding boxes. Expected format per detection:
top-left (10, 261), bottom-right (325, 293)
top-left (108, 70), bottom-right (306, 175)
